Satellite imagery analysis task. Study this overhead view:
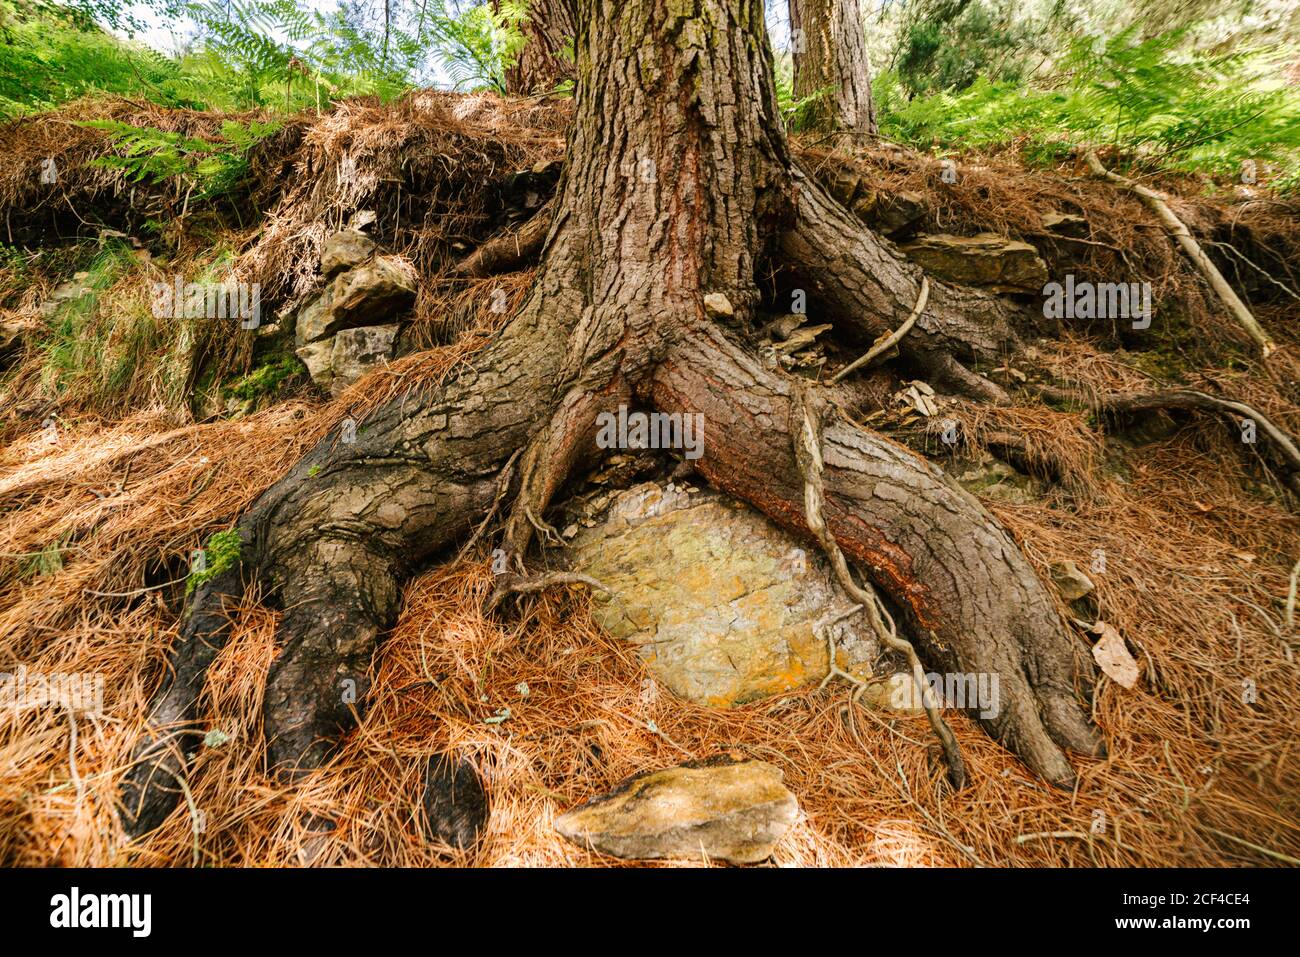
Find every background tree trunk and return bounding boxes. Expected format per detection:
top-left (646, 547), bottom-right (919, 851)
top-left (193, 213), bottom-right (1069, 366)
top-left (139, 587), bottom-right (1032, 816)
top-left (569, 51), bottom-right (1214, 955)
top-left (790, 0), bottom-right (878, 136)
top-left (499, 0), bottom-right (577, 95)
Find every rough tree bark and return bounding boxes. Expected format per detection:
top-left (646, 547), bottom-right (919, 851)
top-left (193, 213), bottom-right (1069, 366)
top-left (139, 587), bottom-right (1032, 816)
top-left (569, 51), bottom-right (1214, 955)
top-left (119, 0), bottom-right (1102, 847)
top-left (497, 0), bottom-right (576, 95)
top-left (789, 0), bottom-right (878, 137)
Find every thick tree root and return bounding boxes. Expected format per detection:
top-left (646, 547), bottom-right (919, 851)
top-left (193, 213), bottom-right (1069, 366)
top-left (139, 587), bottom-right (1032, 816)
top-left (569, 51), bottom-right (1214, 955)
top-left (119, 563), bottom-right (247, 838)
top-left (120, 313), bottom-right (567, 841)
top-left (780, 166), bottom-right (1024, 403)
top-left (792, 384), bottom-right (967, 788)
top-left (451, 200), bottom-right (554, 278)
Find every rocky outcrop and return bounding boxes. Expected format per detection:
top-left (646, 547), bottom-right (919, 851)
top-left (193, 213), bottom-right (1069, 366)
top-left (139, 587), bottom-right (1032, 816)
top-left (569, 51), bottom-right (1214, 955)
top-left (900, 232), bottom-right (1048, 293)
top-left (819, 168), bottom-right (930, 239)
top-left (555, 757), bottom-right (799, 863)
top-left (566, 482), bottom-right (881, 707)
top-left (294, 229), bottom-right (416, 395)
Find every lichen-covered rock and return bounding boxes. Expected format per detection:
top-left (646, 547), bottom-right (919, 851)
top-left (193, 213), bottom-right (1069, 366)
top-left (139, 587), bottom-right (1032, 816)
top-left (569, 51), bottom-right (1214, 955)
top-left (295, 324), bottom-right (399, 396)
top-left (900, 232), bottom-right (1048, 293)
top-left (566, 482), bottom-right (878, 707)
top-left (555, 757), bottom-right (798, 864)
top-left (954, 452), bottom-right (1041, 505)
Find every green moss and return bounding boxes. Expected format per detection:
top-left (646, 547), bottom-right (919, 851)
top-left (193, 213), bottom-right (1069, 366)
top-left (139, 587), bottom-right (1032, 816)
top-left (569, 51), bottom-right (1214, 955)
top-left (226, 354), bottom-right (301, 403)
top-left (186, 528), bottom-right (242, 596)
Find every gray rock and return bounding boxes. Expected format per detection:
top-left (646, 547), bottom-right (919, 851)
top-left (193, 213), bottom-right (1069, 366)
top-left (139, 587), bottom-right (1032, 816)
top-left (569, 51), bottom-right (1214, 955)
top-left (320, 229), bottom-right (376, 278)
top-left (295, 255), bottom-right (416, 346)
top-left (851, 189), bottom-right (929, 238)
top-left (555, 757), bottom-right (799, 864)
top-left (295, 338), bottom-right (336, 391)
top-left (900, 233), bottom-right (1048, 293)
top-left (566, 482), bottom-right (879, 707)
top-left (955, 452), bottom-right (1040, 505)
top-left (328, 324), bottom-right (398, 394)
top-left (39, 274), bottom-right (95, 318)
top-left (1041, 212), bottom-right (1088, 239)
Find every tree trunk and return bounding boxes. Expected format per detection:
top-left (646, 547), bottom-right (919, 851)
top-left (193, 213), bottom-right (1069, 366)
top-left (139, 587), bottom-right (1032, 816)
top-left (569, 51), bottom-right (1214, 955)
top-left (500, 0), bottom-right (576, 95)
top-left (120, 0), bottom-right (1101, 845)
top-left (789, 0), bottom-right (878, 136)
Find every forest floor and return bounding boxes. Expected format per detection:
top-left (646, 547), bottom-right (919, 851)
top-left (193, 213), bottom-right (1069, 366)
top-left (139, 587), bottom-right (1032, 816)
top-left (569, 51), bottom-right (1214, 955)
top-left (0, 91), bottom-right (1297, 866)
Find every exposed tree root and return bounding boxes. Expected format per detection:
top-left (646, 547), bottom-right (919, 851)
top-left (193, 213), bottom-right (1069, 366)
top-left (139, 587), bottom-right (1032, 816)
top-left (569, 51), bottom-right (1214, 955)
top-left (451, 200), bottom-right (554, 278)
top-left (486, 570), bottom-right (611, 616)
top-left (1037, 383), bottom-right (1300, 498)
top-left (830, 276), bottom-right (928, 385)
top-left (654, 325), bottom-right (1104, 788)
top-left (781, 167), bottom-right (1019, 404)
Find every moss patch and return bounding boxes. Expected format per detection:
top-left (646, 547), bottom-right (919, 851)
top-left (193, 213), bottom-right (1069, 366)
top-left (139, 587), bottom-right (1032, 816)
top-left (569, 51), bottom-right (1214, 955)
top-left (186, 528), bottom-right (242, 595)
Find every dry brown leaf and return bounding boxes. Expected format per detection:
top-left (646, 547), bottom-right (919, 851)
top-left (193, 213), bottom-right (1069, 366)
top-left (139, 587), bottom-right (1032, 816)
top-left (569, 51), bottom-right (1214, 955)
top-left (1092, 623), bottom-right (1139, 689)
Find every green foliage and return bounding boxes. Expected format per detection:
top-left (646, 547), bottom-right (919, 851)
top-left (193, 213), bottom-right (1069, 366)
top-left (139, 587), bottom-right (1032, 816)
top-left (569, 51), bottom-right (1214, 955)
top-left (1, 0), bottom-right (526, 116)
top-left (895, 0), bottom-right (1048, 97)
top-left (879, 27), bottom-right (1300, 185)
top-left (424, 0), bottom-right (526, 93)
top-left (78, 117), bottom-right (281, 199)
top-left (186, 528), bottom-right (241, 594)
top-left (0, 1), bottom-right (201, 116)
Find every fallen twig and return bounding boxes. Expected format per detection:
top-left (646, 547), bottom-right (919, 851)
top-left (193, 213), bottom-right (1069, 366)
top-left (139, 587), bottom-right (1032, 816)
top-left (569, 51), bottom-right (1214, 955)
top-left (830, 276), bottom-right (928, 384)
top-left (1084, 151), bottom-right (1276, 357)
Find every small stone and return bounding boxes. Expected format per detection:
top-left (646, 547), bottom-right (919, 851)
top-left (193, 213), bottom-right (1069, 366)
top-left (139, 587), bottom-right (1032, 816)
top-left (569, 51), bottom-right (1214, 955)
top-left (1041, 212), bottom-right (1088, 238)
top-left (320, 229), bottom-right (376, 278)
top-left (851, 189), bottom-right (929, 238)
top-left (295, 337), bottom-right (335, 391)
top-left (703, 292), bottom-right (733, 318)
top-left (555, 757), bottom-right (799, 864)
top-left (1050, 560), bottom-right (1095, 602)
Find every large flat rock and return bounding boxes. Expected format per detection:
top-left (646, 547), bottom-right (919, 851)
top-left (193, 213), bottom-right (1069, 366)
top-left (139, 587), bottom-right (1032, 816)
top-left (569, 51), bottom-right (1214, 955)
top-left (555, 757), bottom-right (799, 864)
top-left (566, 482), bottom-right (879, 707)
top-left (900, 232), bottom-right (1048, 293)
